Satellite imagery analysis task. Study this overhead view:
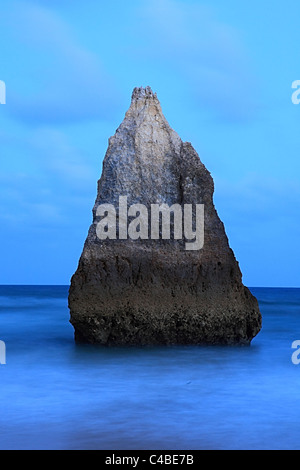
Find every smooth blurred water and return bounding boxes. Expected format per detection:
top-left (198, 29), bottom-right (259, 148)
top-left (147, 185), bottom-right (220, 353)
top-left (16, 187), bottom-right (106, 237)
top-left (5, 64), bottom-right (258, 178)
top-left (0, 285), bottom-right (299, 450)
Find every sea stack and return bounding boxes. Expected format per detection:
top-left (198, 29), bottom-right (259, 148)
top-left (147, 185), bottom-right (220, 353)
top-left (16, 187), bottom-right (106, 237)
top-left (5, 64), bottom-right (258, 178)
top-left (68, 86), bottom-right (262, 345)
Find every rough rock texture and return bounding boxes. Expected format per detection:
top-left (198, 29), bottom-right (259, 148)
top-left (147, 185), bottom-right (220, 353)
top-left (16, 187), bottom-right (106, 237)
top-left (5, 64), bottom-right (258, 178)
top-left (68, 86), bottom-right (262, 345)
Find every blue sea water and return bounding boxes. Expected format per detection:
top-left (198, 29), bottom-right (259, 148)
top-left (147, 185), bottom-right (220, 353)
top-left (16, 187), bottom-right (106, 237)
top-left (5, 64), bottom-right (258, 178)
top-left (0, 285), bottom-right (299, 450)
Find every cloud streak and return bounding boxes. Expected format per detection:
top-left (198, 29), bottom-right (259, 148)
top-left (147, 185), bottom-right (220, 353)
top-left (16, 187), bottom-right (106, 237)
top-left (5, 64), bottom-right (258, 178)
top-left (138, 0), bottom-right (260, 122)
top-left (3, 1), bottom-right (120, 124)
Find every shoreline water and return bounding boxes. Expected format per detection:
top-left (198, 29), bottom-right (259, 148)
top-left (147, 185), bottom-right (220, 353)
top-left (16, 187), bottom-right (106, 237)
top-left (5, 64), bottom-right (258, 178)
top-left (0, 285), bottom-right (299, 450)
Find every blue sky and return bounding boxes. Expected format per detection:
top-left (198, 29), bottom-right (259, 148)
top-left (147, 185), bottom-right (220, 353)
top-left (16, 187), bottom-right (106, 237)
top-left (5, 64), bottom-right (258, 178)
top-left (0, 0), bottom-right (299, 287)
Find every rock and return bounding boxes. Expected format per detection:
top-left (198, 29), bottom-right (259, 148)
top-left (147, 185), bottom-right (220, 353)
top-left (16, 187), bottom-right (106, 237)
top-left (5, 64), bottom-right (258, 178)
top-left (68, 86), bottom-right (262, 345)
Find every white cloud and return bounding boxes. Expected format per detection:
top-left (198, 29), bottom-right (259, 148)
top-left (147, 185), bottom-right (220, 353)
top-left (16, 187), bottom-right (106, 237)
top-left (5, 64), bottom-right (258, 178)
top-left (28, 128), bottom-right (95, 184)
top-left (4, 1), bottom-right (120, 123)
top-left (214, 172), bottom-right (300, 225)
top-left (138, 0), bottom-right (260, 121)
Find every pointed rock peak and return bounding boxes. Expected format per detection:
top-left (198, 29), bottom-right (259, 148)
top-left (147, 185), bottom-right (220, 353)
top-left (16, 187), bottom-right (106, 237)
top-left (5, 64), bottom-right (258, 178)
top-left (125, 85), bottom-right (163, 122)
top-left (118, 86), bottom-right (180, 151)
top-left (131, 86), bottom-right (157, 102)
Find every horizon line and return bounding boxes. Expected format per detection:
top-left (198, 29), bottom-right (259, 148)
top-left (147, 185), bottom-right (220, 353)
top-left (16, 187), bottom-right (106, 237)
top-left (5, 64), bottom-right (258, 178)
top-left (0, 284), bottom-right (299, 289)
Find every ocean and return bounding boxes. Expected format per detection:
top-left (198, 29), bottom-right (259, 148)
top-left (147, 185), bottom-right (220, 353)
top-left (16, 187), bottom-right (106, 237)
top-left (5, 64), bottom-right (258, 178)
top-left (0, 285), bottom-right (299, 450)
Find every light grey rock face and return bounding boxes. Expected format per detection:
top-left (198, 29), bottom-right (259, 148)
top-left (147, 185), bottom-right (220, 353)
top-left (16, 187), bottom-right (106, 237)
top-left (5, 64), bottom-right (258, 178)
top-left (68, 86), bottom-right (262, 345)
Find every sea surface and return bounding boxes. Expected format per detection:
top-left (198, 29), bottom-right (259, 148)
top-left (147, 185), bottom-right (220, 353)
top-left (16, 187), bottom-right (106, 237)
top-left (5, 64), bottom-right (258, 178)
top-left (0, 285), bottom-right (299, 450)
